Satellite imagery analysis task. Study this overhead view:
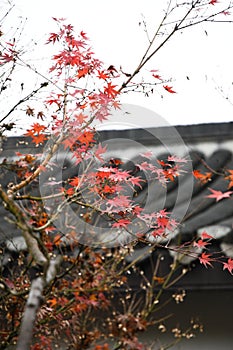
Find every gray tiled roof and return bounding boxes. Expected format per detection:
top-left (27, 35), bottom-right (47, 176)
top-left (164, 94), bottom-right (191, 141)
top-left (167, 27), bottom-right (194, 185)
top-left (1, 122), bottom-right (233, 289)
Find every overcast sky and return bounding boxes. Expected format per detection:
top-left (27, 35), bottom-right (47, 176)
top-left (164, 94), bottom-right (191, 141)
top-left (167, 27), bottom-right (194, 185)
top-left (2, 0), bottom-right (233, 129)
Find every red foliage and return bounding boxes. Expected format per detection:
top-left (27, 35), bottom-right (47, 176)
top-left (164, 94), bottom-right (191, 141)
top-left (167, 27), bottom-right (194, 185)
top-left (193, 169), bottom-right (212, 184)
top-left (163, 85), bottom-right (176, 93)
top-left (225, 169), bottom-right (233, 189)
top-left (223, 258), bottom-right (233, 274)
top-left (1, 6), bottom-right (233, 350)
top-left (199, 252), bottom-right (213, 268)
top-left (209, 0), bottom-right (218, 5)
top-left (206, 188), bottom-right (233, 202)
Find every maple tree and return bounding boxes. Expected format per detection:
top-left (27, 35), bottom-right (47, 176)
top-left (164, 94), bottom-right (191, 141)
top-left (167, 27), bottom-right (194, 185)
top-left (0, 1), bottom-right (233, 349)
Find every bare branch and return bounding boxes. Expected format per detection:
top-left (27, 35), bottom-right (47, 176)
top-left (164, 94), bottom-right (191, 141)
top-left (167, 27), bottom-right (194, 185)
top-left (16, 256), bottom-right (62, 350)
top-left (0, 186), bottom-right (47, 265)
top-left (0, 82), bottom-right (49, 124)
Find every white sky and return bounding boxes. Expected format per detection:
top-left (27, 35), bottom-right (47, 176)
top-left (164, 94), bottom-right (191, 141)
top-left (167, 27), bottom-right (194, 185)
top-left (1, 0), bottom-right (233, 129)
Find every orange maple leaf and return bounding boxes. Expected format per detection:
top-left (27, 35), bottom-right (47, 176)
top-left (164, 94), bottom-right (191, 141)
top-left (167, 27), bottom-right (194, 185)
top-left (26, 122), bottom-right (47, 134)
top-left (53, 234), bottom-right (62, 246)
top-left (77, 131), bottom-right (95, 145)
top-left (47, 298), bottom-right (57, 307)
top-left (193, 169), bottom-right (212, 184)
top-left (153, 276), bottom-right (165, 284)
top-left (25, 123), bottom-right (47, 144)
top-left (225, 169), bottom-right (233, 189)
top-left (31, 133), bottom-right (47, 145)
top-left (77, 67), bottom-right (89, 78)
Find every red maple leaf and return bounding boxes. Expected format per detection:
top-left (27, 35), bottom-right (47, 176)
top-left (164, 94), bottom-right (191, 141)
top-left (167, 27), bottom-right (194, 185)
top-left (194, 239), bottom-right (210, 248)
top-left (163, 85), bottom-right (176, 93)
top-left (80, 31), bottom-right (88, 40)
top-left (0, 52), bottom-right (15, 64)
top-left (209, 0), bottom-right (218, 4)
top-left (201, 231), bottom-right (214, 240)
top-left (206, 188), bottom-right (233, 202)
top-left (107, 195), bottom-right (131, 211)
top-left (150, 69), bottom-right (162, 80)
top-left (223, 258), bottom-right (233, 274)
top-left (69, 177), bottom-right (79, 187)
top-left (199, 252), bottom-right (213, 268)
top-left (222, 10), bottom-right (231, 15)
top-left (75, 112), bottom-right (88, 124)
top-left (96, 169), bottom-right (112, 179)
top-left (102, 185), bottom-right (116, 194)
top-left (94, 144), bottom-right (107, 161)
top-left (53, 50), bottom-right (80, 67)
top-left (46, 32), bottom-right (59, 44)
top-left (152, 73), bottom-right (162, 80)
top-left (112, 218), bottom-right (131, 228)
top-left (66, 187), bottom-right (75, 195)
top-left (97, 70), bottom-right (109, 80)
top-left (109, 169), bottom-right (131, 182)
top-left (157, 216), bottom-right (169, 228)
top-left (46, 97), bottom-right (61, 107)
top-left (127, 176), bottom-right (144, 189)
top-left (136, 161), bottom-right (152, 172)
top-left (132, 205), bottom-right (143, 216)
top-left (167, 155), bottom-right (188, 163)
top-left (104, 82), bottom-right (119, 98)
